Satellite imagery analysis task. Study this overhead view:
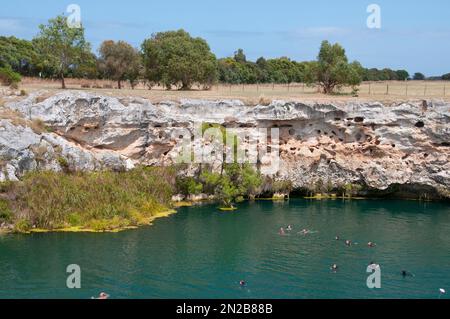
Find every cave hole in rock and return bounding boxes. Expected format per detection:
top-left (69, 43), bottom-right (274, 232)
top-left (415, 121), bottom-right (425, 128)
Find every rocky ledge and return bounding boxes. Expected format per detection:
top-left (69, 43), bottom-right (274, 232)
top-left (2, 90), bottom-right (449, 199)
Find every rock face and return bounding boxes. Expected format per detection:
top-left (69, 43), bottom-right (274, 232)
top-left (2, 90), bottom-right (450, 198)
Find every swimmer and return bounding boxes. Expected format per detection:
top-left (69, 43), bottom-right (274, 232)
top-left (345, 240), bottom-right (352, 246)
top-left (287, 225), bottom-right (293, 231)
top-left (331, 264), bottom-right (338, 271)
top-left (96, 292), bottom-right (110, 299)
top-left (239, 280), bottom-right (246, 287)
top-left (368, 261), bottom-right (379, 269)
top-left (299, 229), bottom-right (310, 235)
top-left (335, 235), bottom-right (340, 240)
top-left (279, 227), bottom-right (286, 235)
top-left (401, 270), bottom-right (415, 277)
top-left (368, 242), bottom-right (376, 247)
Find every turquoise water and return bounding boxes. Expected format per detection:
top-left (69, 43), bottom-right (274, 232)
top-left (0, 199), bottom-right (449, 299)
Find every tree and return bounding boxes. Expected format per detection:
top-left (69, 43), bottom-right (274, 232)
top-left (33, 15), bottom-right (91, 89)
top-left (442, 73), bottom-right (450, 81)
top-left (98, 40), bottom-right (142, 89)
top-left (0, 65), bottom-right (21, 87)
top-left (304, 41), bottom-right (362, 94)
top-left (396, 70), bottom-right (409, 81)
top-left (413, 72), bottom-right (425, 80)
top-left (0, 36), bottom-right (39, 76)
top-left (234, 49), bottom-right (247, 63)
top-left (142, 29), bottom-right (217, 90)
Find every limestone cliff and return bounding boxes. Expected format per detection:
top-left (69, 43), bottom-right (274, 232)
top-left (2, 91), bottom-right (449, 199)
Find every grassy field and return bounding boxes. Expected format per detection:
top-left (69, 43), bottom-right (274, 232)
top-left (9, 77), bottom-right (450, 103)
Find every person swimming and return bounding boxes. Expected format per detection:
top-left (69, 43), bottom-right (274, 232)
top-left (368, 242), bottom-right (376, 247)
top-left (368, 261), bottom-right (380, 270)
top-left (279, 227), bottom-right (286, 235)
top-left (335, 235), bottom-right (340, 240)
top-left (287, 225), bottom-right (293, 231)
top-left (331, 264), bottom-right (338, 272)
top-left (345, 240), bottom-right (352, 246)
top-left (96, 292), bottom-right (110, 299)
top-left (239, 280), bottom-right (246, 287)
top-left (299, 229), bottom-right (310, 235)
top-left (401, 270), bottom-right (415, 277)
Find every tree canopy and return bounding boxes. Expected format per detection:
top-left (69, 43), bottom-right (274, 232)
top-left (1, 16), bottom-right (435, 92)
top-left (0, 36), bottom-right (38, 76)
top-left (413, 72), bottom-right (426, 80)
top-left (33, 15), bottom-right (92, 88)
top-left (141, 29), bottom-right (217, 90)
top-left (98, 40), bottom-right (142, 89)
top-left (304, 41), bottom-right (363, 94)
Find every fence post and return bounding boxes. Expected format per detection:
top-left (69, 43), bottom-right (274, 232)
top-left (386, 84), bottom-right (389, 95)
top-left (369, 83), bottom-right (371, 95)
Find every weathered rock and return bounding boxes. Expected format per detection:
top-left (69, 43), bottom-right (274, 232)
top-left (3, 91), bottom-right (450, 198)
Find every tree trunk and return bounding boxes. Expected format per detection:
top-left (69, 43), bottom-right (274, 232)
top-left (61, 73), bottom-right (66, 89)
top-left (118, 80), bottom-right (122, 89)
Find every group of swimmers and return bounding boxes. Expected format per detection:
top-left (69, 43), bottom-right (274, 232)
top-left (279, 225), bottom-right (312, 236)
top-left (330, 236), bottom-right (379, 272)
top-left (278, 227), bottom-right (423, 279)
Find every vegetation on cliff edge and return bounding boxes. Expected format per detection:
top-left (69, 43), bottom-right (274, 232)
top-left (0, 167), bottom-right (176, 233)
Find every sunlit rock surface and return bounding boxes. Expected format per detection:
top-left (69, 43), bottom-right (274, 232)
top-left (2, 90), bottom-right (449, 198)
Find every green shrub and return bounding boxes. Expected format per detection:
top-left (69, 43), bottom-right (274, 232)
top-left (2, 166), bottom-right (176, 230)
top-left (176, 176), bottom-right (203, 196)
top-left (0, 66), bottom-right (21, 86)
top-left (0, 198), bottom-right (12, 222)
top-left (14, 219), bottom-right (31, 233)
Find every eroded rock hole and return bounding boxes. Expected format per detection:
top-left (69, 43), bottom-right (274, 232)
top-left (415, 121), bottom-right (425, 128)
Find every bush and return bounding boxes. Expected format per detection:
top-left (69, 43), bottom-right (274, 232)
top-left (14, 219), bottom-right (31, 233)
top-left (2, 167), bottom-right (176, 230)
top-left (0, 198), bottom-right (12, 222)
top-left (176, 176), bottom-right (203, 196)
top-left (0, 66), bottom-right (21, 86)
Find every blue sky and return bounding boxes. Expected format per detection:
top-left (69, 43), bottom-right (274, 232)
top-left (1, 0), bottom-right (449, 75)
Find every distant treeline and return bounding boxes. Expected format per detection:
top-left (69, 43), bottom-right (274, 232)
top-left (0, 15), bottom-right (448, 92)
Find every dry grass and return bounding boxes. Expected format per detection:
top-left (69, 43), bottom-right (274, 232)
top-left (0, 107), bottom-right (46, 134)
top-left (15, 77), bottom-right (450, 103)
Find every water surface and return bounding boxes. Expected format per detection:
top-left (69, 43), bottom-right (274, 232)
top-left (0, 199), bottom-right (449, 299)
